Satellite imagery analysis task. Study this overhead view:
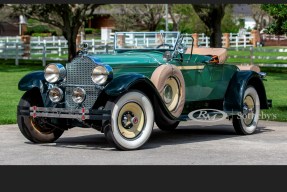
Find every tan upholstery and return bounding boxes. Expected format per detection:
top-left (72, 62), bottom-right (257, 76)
top-left (237, 65), bottom-right (261, 73)
top-left (151, 64), bottom-right (185, 118)
top-left (186, 47), bottom-right (228, 64)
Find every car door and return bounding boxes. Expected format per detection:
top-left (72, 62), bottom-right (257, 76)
top-left (171, 53), bottom-right (206, 102)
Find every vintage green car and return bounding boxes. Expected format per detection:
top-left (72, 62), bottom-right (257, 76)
top-left (17, 31), bottom-right (271, 150)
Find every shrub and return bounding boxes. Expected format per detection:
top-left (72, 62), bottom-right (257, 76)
top-left (85, 28), bottom-right (96, 34)
top-left (31, 33), bottom-right (51, 37)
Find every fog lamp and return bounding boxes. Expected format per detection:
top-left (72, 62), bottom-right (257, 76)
top-left (49, 87), bottom-right (63, 103)
top-left (72, 87), bottom-right (86, 104)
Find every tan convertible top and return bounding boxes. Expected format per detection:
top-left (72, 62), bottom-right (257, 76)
top-left (186, 47), bottom-right (228, 64)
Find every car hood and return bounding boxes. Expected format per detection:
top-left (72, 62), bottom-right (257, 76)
top-left (87, 51), bottom-right (165, 68)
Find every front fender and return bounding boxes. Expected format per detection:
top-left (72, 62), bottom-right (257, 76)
top-left (18, 71), bottom-right (45, 91)
top-left (224, 70), bottom-right (268, 112)
top-left (104, 73), bottom-right (148, 96)
top-left (103, 73), bottom-right (178, 123)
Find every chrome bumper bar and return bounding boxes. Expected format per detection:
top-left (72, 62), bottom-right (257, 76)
top-left (17, 106), bottom-right (111, 121)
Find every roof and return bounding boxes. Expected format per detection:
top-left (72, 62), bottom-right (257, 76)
top-left (233, 4), bottom-right (253, 17)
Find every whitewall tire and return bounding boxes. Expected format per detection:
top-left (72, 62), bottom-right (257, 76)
top-left (232, 86), bottom-right (260, 135)
top-left (104, 91), bottom-right (154, 150)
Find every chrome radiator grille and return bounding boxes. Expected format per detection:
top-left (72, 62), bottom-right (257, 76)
top-left (65, 56), bottom-right (100, 109)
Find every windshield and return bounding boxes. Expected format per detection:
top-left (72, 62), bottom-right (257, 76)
top-left (114, 31), bottom-right (180, 51)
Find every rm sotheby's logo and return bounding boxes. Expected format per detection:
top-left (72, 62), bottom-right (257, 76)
top-left (188, 109), bottom-right (228, 122)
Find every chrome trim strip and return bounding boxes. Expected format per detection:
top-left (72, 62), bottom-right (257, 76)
top-left (177, 65), bottom-right (205, 70)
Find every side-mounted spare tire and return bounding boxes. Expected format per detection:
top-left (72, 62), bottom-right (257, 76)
top-left (151, 64), bottom-right (185, 130)
top-left (151, 64), bottom-right (185, 117)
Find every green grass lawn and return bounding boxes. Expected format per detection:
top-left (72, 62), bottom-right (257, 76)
top-left (0, 64), bottom-right (44, 124)
top-left (261, 72), bottom-right (287, 122)
top-left (226, 46), bottom-right (287, 64)
top-left (0, 62), bottom-right (286, 124)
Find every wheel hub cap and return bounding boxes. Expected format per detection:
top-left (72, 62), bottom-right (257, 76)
top-left (117, 102), bottom-right (145, 139)
top-left (121, 111), bottom-right (135, 129)
top-left (163, 84), bottom-right (173, 104)
top-left (243, 95), bottom-right (255, 126)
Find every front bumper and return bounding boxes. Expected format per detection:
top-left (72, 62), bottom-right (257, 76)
top-left (18, 106), bottom-right (111, 121)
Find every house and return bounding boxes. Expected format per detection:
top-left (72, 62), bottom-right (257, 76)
top-left (0, 21), bottom-right (19, 36)
top-left (232, 4), bottom-right (270, 32)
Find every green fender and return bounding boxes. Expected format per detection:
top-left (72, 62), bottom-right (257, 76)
top-left (223, 70), bottom-right (268, 112)
top-left (103, 73), bottom-right (179, 123)
top-left (18, 71), bottom-right (45, 91)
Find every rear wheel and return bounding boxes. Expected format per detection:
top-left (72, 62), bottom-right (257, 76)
top-left (232, 86), bottom-right (260, 135)
top-left (17, 89), bottom-right (64, 143)
top-left (104, 91), bottom-right (154, 150)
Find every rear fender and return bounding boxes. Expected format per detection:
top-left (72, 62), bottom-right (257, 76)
top-left (224, 70), bottom-right (268, 112)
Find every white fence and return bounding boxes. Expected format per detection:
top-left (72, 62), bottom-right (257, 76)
top-left (0, 32), bottom-right (254, 66)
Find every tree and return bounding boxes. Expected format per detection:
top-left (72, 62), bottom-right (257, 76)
top-left (168, 4), bottom-right (194, 31)
top-left (261, 4), bottom-right (287, 35)
top-left (250, 4), bottom-right (270, 31)
top-left (14, 4), bottom-right (101, 61)
top-left (0, 4), bottom-right (15, 34)
top-left (167, 4), bottom-right (205, 33)
top-left (221, 5), bottom-right (241, 33)
top-left (192, 4), bottom-right (227, 47)
top-left (110, 4), bottom-right (165, 31)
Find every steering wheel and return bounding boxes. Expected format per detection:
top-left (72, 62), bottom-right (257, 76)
top-left (172, 43), bottom-right (187, 62)
top-left (156, 43), bottom-right (173, 49)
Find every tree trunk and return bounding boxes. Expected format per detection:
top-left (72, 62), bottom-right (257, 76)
top-left (68, 35), bottom-right (77, 62)
top-left (210, 20), bottom-right (222, 47)
top-left (172, 23), bottom-right (178, 31)
top-left (192, 4), bottom-right (226, 48)
top-left (149, 23), bottom-right (158, 31)
top-left (63, 28), bottom-right (79, 62)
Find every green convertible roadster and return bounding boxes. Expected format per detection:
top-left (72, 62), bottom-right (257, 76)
top-left (17, 31), bottom-right (272, 150)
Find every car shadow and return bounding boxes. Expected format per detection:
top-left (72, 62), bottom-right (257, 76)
top-left (144, 124), bottom-right (273, 150)
top-left (27, 124), bottom-right (273, 151)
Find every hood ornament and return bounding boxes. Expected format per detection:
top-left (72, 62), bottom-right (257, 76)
top-left (78, 43), bottom-right (89, 57)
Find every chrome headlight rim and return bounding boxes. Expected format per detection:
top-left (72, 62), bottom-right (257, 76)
top-left (72, 87), bottom-right (86, 104)
top-left (48, 87), bottom-right (63, 103)
top-left (44, 63), bottom-right (66, 83)
top-left (91, 65), bottom-right (113, 85)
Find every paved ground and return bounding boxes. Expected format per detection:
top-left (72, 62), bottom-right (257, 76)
top-left (1, 120), bottom-right (287, 165)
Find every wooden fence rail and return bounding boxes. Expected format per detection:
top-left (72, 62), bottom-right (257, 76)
top-left (0, 31), bottom-right (286, 66)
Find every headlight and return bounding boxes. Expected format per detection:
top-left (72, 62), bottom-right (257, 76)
top-left (91, 65), bottom-right (112, 85)
top-left (49, 87), bottom-right (63, 103)
top-left (44, 63), bottom-right (66, 83)
top-left (72, 87), bottom-right (86, 104)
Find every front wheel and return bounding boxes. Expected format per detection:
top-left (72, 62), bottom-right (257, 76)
top-left (104, 91), bottom-right (154, 150)
top-left (17, 89), bottom-right (64, 143)
top-left (232, 86), bottom-right (260, 135)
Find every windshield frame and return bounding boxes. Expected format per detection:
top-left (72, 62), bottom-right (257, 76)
top-left (114, 31), bottom-right (181, 52)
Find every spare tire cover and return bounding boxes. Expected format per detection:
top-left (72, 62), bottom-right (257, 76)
top-left (151, 64), bottom-right (185, 117)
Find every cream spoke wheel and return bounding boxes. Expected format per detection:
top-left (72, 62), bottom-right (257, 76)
top-left (243, 95), bottom-right (255, 126)
top-left (117, 102), bottom-right (145, 139)
top-left (232, 86), bottom-right (260, 135)
top-left (163, 77), bottom-right (180, 112)
top-left (105, 91), bottom-right (154, 150)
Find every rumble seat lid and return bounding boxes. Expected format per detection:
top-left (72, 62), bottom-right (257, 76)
top-left (186, 47), bottom-right (227, 64)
